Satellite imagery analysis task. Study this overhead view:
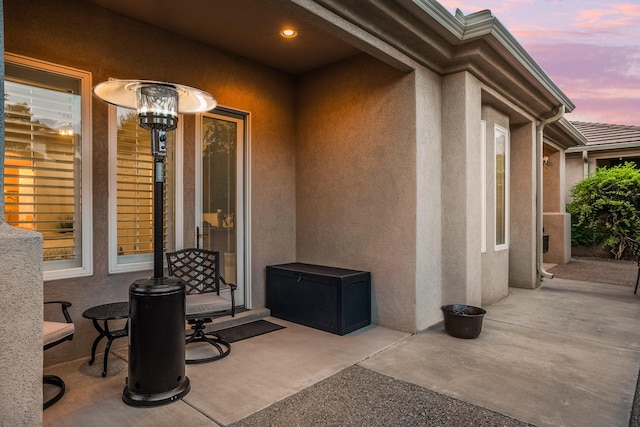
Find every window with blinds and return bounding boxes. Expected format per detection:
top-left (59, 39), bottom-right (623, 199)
top-left (111, 107), bottom-right (175, 271)
top-left (3, 56), bottom-right (92, 279)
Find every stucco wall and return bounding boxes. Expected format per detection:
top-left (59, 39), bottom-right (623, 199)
top-left (543, 149), bottom-right (562, 212)
top-left (480, 106), bottom-right (512, 302)
top-left (509, 122), bottom-right (538, 289)
top-left (414, 67), bottom-right (444, 330)
top-left (295, 55), bottom-right (419, 332)
top-left (543, 212), bottom-right (571, 264)
top-left (543, 148), bottom-right (571, 264)
top-left (0, 224), bottom-right (43, 426)
top-left (565, 154), bottom-right (585, 204)
top-left (5, 0), bottom-right (297, 365)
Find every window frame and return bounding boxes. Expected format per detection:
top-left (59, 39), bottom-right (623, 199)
top-left (107, 104), bottom-right (183, 274)
top-left (480, 120), bottom-right (487, 253)
top-left (195, 107), bottom-right (250, 307)
top-left (494, 124), bottom-right (510, 251)
top-left (4, 52), bottom-right (93, 281)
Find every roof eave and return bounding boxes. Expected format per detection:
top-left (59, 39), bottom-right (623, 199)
top-left (454, 7), bottom-right (575, 113)
top-left (312, 0), bottom-right (576, 120)
top-left (394, 0), bottom-right (575, 113)
top-left (546, 118), bottom-right (588, 149)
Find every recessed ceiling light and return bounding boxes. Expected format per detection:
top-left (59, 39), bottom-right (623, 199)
top-left (281, 28), bottom-right (297, 38)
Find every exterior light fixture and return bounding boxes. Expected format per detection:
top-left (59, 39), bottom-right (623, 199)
top-left (93, 79), bottom-right (216, 407)
top-left (280, 27), bottom-right (297, 38)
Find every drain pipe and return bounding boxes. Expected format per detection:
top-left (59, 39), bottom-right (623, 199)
top-left (536, 105), bottom-right (565, 279)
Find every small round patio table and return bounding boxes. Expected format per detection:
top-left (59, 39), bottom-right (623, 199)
top-left (82, 302), bottom-right (129, 377)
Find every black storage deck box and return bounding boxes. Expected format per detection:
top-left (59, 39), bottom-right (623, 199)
top-left (266, 263), bottom-right (371, 335)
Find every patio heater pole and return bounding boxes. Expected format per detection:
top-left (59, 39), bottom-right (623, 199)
top-left (152, 129), bottom-right (166, 279)
top-left (93, 80), bottom-right (217, 407)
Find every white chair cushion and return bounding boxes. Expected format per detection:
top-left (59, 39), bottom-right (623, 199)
top-left (43, 321), bottom-right (75, 347)
top-left (186, 293), bottom-right (232, 316)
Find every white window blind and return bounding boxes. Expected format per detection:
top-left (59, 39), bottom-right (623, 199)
top-left (4, 74), bottom-right (82, 266)
top-left (111, 107), bottom-right (176, 271)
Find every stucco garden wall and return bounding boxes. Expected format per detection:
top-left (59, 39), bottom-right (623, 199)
top-left (5, 0), bottom-right (297, 365)
top-left (543, 148), bottom-right (571, 265)
top-left (543, 213), bottom-right (571, 264)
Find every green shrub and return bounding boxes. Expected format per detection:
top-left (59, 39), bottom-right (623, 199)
top-left (566, 162), bottom-right (640, 259)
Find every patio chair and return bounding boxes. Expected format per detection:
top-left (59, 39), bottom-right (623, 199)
top-left (626, 237), bottom-right (640, 294)
top-left (166, 248), bottom-right (236, 364)
top-left (43, 301), bottom-right (75, 409)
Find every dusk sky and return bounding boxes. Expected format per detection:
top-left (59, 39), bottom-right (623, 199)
top-left (439, 0), bottom-right (640, 126)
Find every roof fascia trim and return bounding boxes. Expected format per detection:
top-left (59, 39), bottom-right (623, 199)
top-left (566, 141), bottom-right (640, 153)
top-left (402, 0), bottom-right (466, 38)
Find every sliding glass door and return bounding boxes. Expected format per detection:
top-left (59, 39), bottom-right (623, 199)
top-left (197, 110), bottom-right (246, 307)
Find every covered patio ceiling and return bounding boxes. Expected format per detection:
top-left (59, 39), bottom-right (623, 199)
top-left (88, 0), bottom-right (361, 75)
top-left (86, 0), bottom-right (581, 137)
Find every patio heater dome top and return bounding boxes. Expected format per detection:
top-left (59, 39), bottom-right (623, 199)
top-left (92, 79), bottom-right (217, 114)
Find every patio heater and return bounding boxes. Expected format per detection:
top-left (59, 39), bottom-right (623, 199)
top-left (93, 80), bottom-right (217, 406)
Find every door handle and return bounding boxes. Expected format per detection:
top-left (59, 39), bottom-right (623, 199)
top-left (196, 226), bottom-right (201, 249)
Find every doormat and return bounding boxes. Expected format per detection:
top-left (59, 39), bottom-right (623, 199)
top-left (215, 320), bottom-right (285, 343)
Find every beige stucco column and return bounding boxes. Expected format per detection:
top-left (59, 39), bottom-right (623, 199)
top-left (414, 67), bottom-right (444, 330)
top-left (441, 72), bottom-right (482, 305)
top-left (0, 6), bottom-right (45, 423)
top-left (509, 122), bottom-right (539, 288)
top-left (0, 223), bottom-right (44, 425)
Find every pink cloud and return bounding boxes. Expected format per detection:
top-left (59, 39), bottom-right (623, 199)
top-left (576, 3), bottom-right (640, 22)
top-left (574, 3), bottom-right (640, 33)
top-left (434, 2), bottom-right (640, 125)
top-left (526, 42), bottom-right (640, 84)
top-left (524, 41), bottom-right (640, 125)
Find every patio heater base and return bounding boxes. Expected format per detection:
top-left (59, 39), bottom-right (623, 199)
top-left (123, 379), bottom-right (190, 407)
top-left (123, 276), bottom-right (190, 407)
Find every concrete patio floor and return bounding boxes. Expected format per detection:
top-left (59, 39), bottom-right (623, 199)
top-left (43, 277), bottom-right (640, 427)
